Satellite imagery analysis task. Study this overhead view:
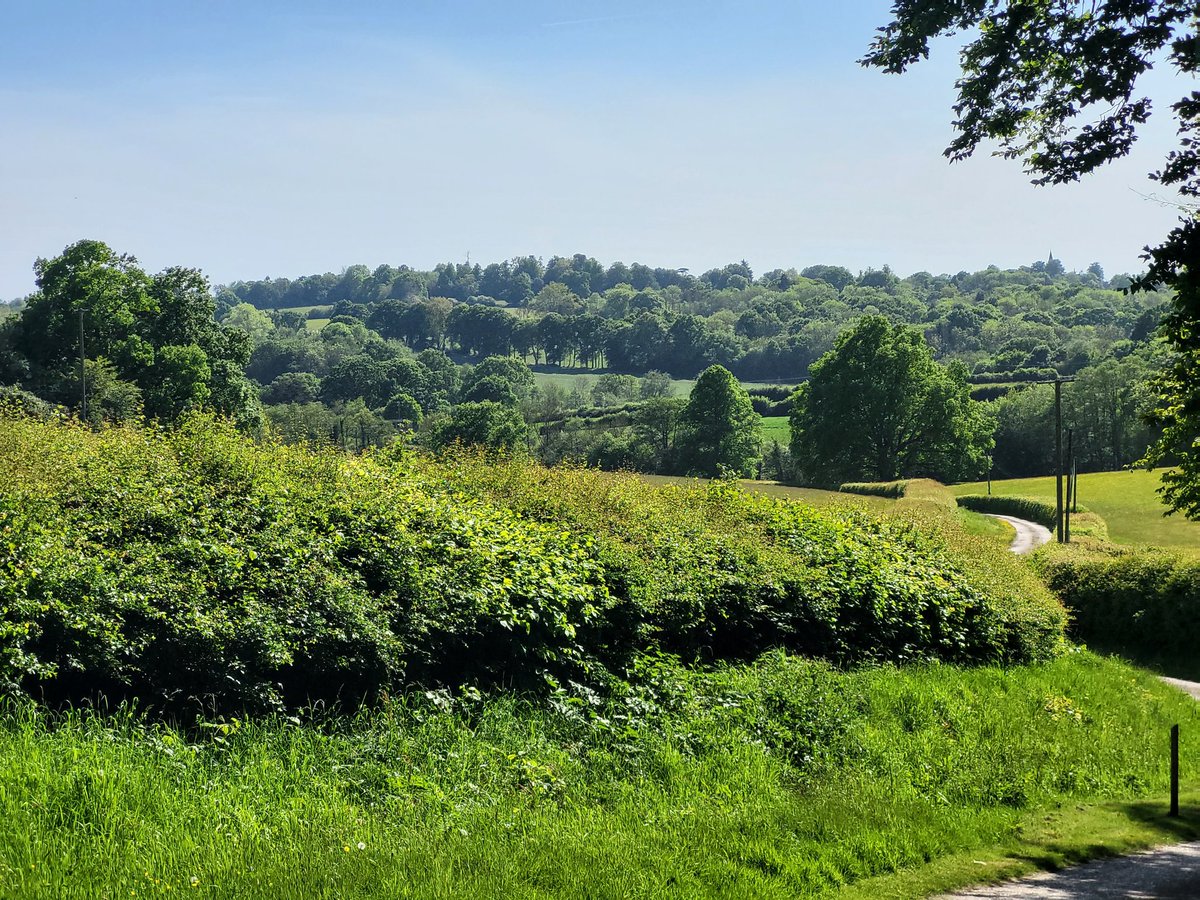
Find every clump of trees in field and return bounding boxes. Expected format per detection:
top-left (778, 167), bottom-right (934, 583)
top-left (789, 316), bottom-right (991, 486)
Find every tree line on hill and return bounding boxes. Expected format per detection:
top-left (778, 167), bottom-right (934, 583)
top-left (215, 251), bottom-right (1168, 386)
top-left (0, 240), bottom-right (1175, 490)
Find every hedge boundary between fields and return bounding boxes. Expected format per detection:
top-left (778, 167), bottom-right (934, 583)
top-left (955, 494), bottom-right (1060, 528)
top-left (839, 480), bottom-right (909, 499)
top-left (1033, 545), bottom-right (1200, 661)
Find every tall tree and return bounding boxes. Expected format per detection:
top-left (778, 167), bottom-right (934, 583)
top-left (861, 0), bottom-right (1200, 516)
top-left (5, 240), bottom-right (258, 425)
top-left (789, 316), bottom-right (991, 485)
top-left (675, 365), bottom-right (760, 477)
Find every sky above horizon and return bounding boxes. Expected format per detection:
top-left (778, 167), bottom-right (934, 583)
top-left (1, 1), bottom-right (1191, 300)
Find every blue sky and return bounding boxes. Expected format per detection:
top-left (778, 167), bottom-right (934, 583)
top-left (0, 1), bottom-right (1187, 298)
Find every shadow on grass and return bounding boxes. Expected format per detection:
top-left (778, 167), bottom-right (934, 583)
top-left (1121, 799), bottom-right (1200, 841)
top-left (1010, 800), bottom-right (1200, 871)
top-left (1079, 644), bottom-right (1200, 683)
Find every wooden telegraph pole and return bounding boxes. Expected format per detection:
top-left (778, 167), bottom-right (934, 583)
top-left (1036, 376), bottom-right (1076, 542)
top-left (79, 308), bottom-right (87, 422)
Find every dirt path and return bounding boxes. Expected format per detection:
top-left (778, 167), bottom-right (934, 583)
top-left (938, 675), bottom-right (1200, 898)
top-left (987, 514), bottom-right (1054, 555)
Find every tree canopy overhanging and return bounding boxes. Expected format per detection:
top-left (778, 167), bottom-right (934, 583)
top-left (863, 0), bottom-right (1200, 518)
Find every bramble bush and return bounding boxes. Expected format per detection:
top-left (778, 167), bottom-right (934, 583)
top-left (0, 412), bottom-right (1066, 713)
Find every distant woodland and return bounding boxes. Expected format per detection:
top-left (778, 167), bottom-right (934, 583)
top-left (0, 244), bottom-right (1171, 485)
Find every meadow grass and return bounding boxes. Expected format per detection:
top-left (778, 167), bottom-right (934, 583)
top-left (304, 317), bottom-right (331, 332)
top-left (641, 475), bottom-right (1011, 546)
top-left (532, 370), bottom-right (693, 396)
top-left (1, 652), bottom-right (1195, 899)
top-left (638, 474), bottom-right (893, 511)
top-left (760, 415), bottom-right (790, 448)
top-left (952, 470), bottom-right (1200, 549)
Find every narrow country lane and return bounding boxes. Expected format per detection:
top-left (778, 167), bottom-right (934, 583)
top-left (987, 514), bottom-right (1054, 555)
top-left (935, 842), bottom-right (1200, 898)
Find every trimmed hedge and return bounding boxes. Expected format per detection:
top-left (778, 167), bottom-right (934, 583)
top-left (1033, 545), bottom-right (1200, 660)
top-left (956, 494), bottom-right (1058, 528)
top-left (969, 368), bottom-right (1059, 384)
top-left (969, 384), bottom-right (1012, 402)
top-left (750, 397), bottom-right (791, 416)
top-left (840, 481), bottom-right (909, 499)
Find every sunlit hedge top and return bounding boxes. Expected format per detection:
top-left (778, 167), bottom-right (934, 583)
top-left (0, 412), bottom-right (1065, 714)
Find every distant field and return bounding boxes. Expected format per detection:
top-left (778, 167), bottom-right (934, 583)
top-left (532, 371), bottom-right (694, 396)
top-left (952, 469), bottom-right (1200, 549)
top-left (533, 370), bottom-right (797, 397)
top-left (305, 317), bottom-right (331, 332)
top-left (760, 415), bottom-right (789, 447)
top-left (274, 304), bottom-right (332, 316)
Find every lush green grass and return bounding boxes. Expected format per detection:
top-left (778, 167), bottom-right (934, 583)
top-left (1, 652), bottom-right (1195, 898)
top-left (531, 370), bottom-right (691, 397)
top-left (952, 470), bottom-right (1200, 549)
top-left (760, 415), bottom-right (789, 447)
top-left (646, 475), bottom-right (1014, 547)
top-left (305, 317), bottom-right (331, 332)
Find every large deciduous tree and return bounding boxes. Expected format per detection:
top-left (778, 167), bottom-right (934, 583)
top-left (1, 240), bottom-right (259, 426)
top-left (861, 0), bottom-right (1200, 515)
top-left (675, 365), bottom-right (760, 477)
top-left (790, 316), bottom-right (991, 485)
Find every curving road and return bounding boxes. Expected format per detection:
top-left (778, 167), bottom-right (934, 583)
top-left (987, 513), bottom-right (1054, 555)
top-left (937, 524), bottom-right (1200, 897)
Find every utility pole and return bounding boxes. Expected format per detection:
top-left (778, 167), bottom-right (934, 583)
top-left (79, 308), bottom-right (87, 422)
top-left (1036, 376), bottom-right (1076, 543)
top-left (1064, 428), bottom-right (1073, 543)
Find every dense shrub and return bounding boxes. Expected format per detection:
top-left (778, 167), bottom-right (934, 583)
top-left (444, 457), bottom-right (1065, 665)
top-left (969, 384), bottom-right (1013, 402)
top-left (840, 480), bottom-right (908, 499)
top-left (0, 414), bottom-right (1066, 714)
top-left (749, 396), bottom-right (791, 416)
top-left (1033, 545), bottom-right (1200, 660)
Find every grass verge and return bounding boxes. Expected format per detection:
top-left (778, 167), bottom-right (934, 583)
top-left (0, 652), bottom-right (1195, 899)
